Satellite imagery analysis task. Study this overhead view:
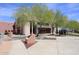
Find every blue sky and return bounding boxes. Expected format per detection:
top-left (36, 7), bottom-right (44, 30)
top-left (0, 3), bottom-right (33, 23)
top-left (0, 3), bottom-right (79, 23)
top-left (46, 3), bottom-right (79, 22)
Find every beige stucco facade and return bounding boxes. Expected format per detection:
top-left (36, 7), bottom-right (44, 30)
top-left (23, 22), bottom-right (30, 36)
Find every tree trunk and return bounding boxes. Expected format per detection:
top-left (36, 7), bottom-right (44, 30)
top-left (40, 24), bottom-right (42, 28)
top-left (50, 24), bottom-right (54, 35)
top-left (52, 24), bottom-right (56, 35)
top-left (31, 22), bottom-right (34, 34)
top-left (56, 25), bottom-right (58, 35)
top-left (53, 27), bottom-right (56, 35)
top-left (36, 26), bottom-right (39, 36)
top-left (51, 26), bottom-right (52, 34)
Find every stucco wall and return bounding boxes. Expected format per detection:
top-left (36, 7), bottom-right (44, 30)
top-left (23, 22), bottom-right (30, 36)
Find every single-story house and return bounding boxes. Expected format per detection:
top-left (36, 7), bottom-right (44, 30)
top-left (13, 22), bottom-right (55, 36)
top-left (0, 22), bottom-right (13, 34)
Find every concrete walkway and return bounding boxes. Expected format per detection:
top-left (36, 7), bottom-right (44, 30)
top-left (1, 36), bottom-right (79, 55)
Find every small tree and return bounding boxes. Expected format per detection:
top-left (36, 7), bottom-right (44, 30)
top-left (42, 10), bottom-right (55, 34)
top-left (14, 6), bottom-right (37, 35)
top-left (53, 10), bottom-right (63, 34)
top-left (32, 4), bottom-right (49, 34)
top-left (67, 20), bottom-right (79, 32)
top-left (32, 4), bottom-right (49, 23)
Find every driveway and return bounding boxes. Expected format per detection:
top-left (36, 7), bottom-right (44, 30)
top-left (0, 36), bottom-right (79, 55)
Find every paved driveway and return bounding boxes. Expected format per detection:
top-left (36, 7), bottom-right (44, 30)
top-left (28, 36), bottom-right (79, 55)
top-left (1, 36), bottom-right (79, 55)
top-left (57, 36), bottom-right (79, 55)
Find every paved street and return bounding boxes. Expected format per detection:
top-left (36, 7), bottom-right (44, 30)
top-left (0, 35), bottom-right (79, 55)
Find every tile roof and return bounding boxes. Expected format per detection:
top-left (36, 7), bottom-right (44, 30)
top-left (0, 22), bottom-right (14, 33)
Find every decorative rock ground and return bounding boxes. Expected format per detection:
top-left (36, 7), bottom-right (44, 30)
top-left (23, 34), bottom-right (36, 48)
